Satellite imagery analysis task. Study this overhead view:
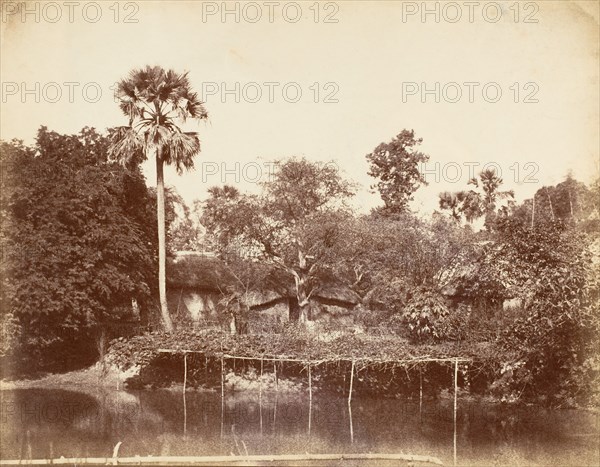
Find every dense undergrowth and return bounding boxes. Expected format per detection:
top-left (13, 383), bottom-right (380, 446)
top-left (106, 327), bottom-right (501, 368)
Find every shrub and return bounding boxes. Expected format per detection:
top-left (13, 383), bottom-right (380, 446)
top-left (402, 287), bottom-right (449, 343)
top-left (437, 303), bottom-right (471, 342)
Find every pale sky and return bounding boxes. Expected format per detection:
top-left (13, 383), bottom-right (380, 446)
top-left (1, 0), bottom-right (598, 216)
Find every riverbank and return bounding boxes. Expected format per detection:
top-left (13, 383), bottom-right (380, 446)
top-left (0, 363), bottom-right (137, 393)
top-left (3, 328), bottom-right (597, 410)
top-left (0, 362), bottom-right (306, 395)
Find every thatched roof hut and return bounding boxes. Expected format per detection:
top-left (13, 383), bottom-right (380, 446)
top-left (167, 252), bottom-right (361, 327)
top-left (167, 253), bottom-right (229, 291)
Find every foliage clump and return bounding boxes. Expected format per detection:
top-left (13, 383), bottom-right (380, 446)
top-left (400, 288), bottom-right (450, 343)
top-left (493, 218), bottom-right (600, 405)
top-left (105, 327), bottom-right (496, 371)
top-left (0, 128), bottom-right (158, 373)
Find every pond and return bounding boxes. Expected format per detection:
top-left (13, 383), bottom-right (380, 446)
top-left (0, 388), bottom-right (598, 466)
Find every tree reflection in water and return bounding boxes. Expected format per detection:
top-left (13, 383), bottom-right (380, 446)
top-left (1, 388), bottom-right (598, 466)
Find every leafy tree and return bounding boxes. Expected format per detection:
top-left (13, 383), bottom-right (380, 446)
top-left (493, 217), bottom-right (599, 404)
top-left (457, 175), bottom-right (599, 318)
top-left (459, 189), bottom-right (485, 224)
top-left (438, 191), bottom-right (466, 222)
top-left (109, 66), bottom-right (208, 332)
top-left (0, 127), bottom-right (157, 373)
top-left (198, 185), bottom-right (243, 252)
top-left (478, 168), bottom-right (514, 214)
top-left (201, 158), bottom-right (356, 324)
top-left (366, 129), bottom-right (429, 214)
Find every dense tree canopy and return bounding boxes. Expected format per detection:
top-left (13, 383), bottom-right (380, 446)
top-left (331, 212), bottom-right (472, 305)
top-left (493, 217), bottom-right (599, 403)
top-left (512, 175), bottom-right (599, 229)
top-left (0, 127), bottom-right (158, 373)
top-left (2, 122), bottom-right (598, 406)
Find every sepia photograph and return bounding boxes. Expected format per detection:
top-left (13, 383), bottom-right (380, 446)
top-left (1, 1), bottom-right (599, 465)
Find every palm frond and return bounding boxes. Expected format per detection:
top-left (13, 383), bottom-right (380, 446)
top-left (497, 190), bottom-right (515, 200)
top-left (162, 131), bottom-right (200, 174)
top-left (107, 126), bottom-right (146, 166)
top-left (147, 124), bottom-right (171, 147)
top-left (186, 94), bottom-right (208, 120)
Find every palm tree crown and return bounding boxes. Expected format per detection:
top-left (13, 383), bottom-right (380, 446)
top-left (439, 169), bottom-right (514, 227)
top-left (109, 65), bottom-right (208, 170)
top-left (478, 169), bottom-right (514, 213)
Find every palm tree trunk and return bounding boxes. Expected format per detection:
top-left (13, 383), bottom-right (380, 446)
top-left (156, 151), bottom-right (174, 332)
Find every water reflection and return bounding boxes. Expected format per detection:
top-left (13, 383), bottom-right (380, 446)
top-left (1, 388), bottom-right (598, 466)
top-left (348, 401), bottom-right (354, 444)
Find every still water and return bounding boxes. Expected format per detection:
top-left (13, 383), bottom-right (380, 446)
top-left (1, 388), bottom-right (598, 466)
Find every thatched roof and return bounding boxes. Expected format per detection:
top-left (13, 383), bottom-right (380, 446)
top-left (167, 254), bottom-right (230, 290)
top-left (167, 252), bottom-right (361, 307)
top-left (168, 252), bottom-right (287, 291)
top-left (439, 241), bottom-right (520, 300)
top-left (244, 290), bottom-right (285, 308)
top-left (314, 285), bottom-right (361, 305)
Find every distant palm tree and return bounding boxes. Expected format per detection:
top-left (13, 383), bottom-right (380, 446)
top-left (109, 66), bottom-right (208, 331)
top-left (439, 170), bottom-right (513, 228)
top-left (460, 189), bottom-right (484, 224)
top-left (478, 169), bottom-right (514, 214)
top-left (438, 191), bottom-right (465, 221)
top-left (477, 169), bottom-right (514, 229)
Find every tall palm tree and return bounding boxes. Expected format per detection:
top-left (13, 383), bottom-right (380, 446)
top-left (478, 169), bottom-right (514, 229)
top-left (478, 169), bottom-right (514, 214)
top-left (109, 66), bottom-right (208, 331)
